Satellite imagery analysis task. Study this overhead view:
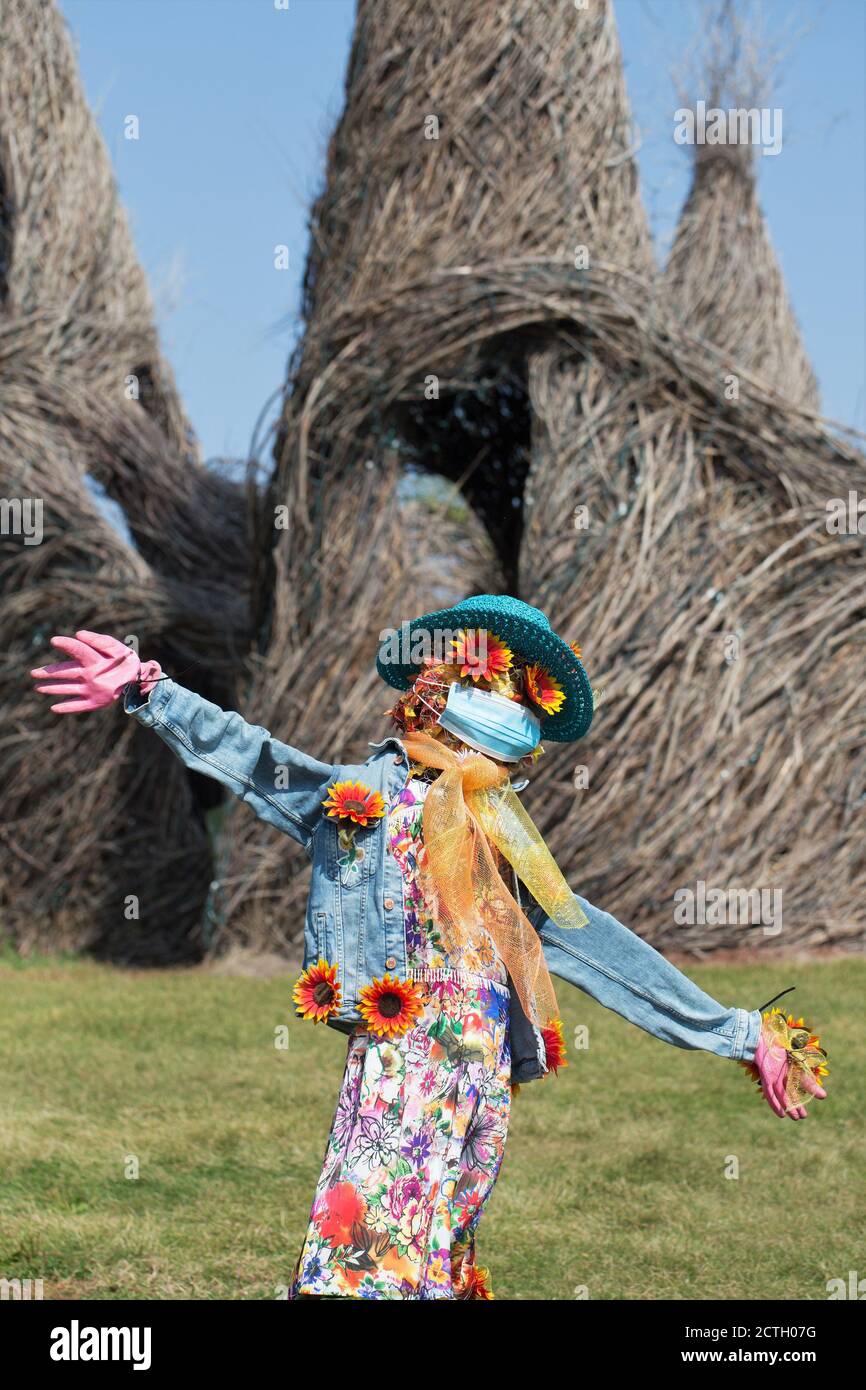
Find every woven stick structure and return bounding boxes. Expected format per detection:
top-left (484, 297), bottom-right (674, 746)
top-left (214, 0), bottom-right (625, 946)
top-left (1, 0), bottom-right (863, 961)
top-left (518, 0), bottom-right (660, 610)
top-left (0, 0), bottom-right (250, 958)
top-left (515, 4), bottom-right (863, 952)
top-left (215, 0), bottom-right (864, 955)
top-left (665, 0), bottom-right (819, 409)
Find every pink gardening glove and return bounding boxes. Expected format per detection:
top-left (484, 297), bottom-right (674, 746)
top-left (753, 1016), bottom-right (828, 1121)
top-left (31, 631), bottom-right (163, 713)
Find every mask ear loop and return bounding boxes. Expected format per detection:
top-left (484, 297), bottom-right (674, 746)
top-left (415, 691), bottom-right (444, 719)
top-left (410, 675), bottom-right (449, 721)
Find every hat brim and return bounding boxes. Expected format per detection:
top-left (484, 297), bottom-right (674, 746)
top-left (376, 602), bottom-right (593, 742)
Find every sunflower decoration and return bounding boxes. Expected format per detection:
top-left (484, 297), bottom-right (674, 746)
top-left (358, 973), bottom-right (425, 1040)
top-left (451, 629), bottom-right (512, 684)
top-left (541, 1017), bottom-right (568, 1074)
top-left (322, 780), bottom-right (386, 827)
top-left (569, 640), bottom-right (582, 660)
top-left (524, 664), bottom-right (565, 716)
top-left (294, 959), bottom-right (342, 1023)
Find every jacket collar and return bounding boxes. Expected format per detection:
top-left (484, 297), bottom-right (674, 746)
top-left (367, 734), bottom-right (407, 755)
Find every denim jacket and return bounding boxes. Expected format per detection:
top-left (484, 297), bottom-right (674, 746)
top-left (124, 678), bottom-right (760, 1084)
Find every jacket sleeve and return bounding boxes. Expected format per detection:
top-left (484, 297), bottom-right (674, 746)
top-left (123, 677), bottom-right (337, 852)
top-left (532, 894), bottom-right (761, 1061)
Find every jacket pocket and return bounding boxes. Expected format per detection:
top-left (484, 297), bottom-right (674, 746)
top-left (314, 909), bottom-right (334, 964)
top-left (333, 821), bottom-right (381, 888)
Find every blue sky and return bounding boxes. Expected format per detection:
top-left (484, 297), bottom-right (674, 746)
top-left (61, 0), bottom-right (865, 463)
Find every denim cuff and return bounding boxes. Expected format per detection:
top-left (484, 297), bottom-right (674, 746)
top-left (123, 676), bottom-right (173, 726)
top-left (735, 1008), bottom-right (762, 1062)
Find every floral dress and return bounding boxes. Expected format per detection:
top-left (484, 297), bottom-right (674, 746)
top-left (288, 774), bottom-right (511, 1300)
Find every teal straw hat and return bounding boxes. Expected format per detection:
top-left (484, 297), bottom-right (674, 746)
top-left (376, 593), bottom-right (594, 742)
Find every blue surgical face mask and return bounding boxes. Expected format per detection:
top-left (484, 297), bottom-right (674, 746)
top-left (436, 681), bottom-right (541, 763)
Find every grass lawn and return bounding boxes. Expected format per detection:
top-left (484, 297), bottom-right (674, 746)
top-left (0, 953), bottom-right (862, 1300)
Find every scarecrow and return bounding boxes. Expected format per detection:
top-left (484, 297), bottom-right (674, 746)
top-left (31, 594), bottom-right (828, 1300)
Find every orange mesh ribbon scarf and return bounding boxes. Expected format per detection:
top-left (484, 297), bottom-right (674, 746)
top-left (401, 732), bottom-right (587, 1031)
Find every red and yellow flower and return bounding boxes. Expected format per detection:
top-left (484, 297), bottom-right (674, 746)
top-left (358, 973), bottom-right (425, 1039)
top-left (467, 1264), bottom-right (495, 1300)
top-left (293, 959), bottom-right (342, 1023)
top-left (542, 1017), bottom-right (568, 1074)
top-left (315, 1181), bottom-right (367, 1246)
top-left (569, 640), bottom-right (583, 660)
top-left (525, 664), bottom-right (565, 715)
top-left (451, 629), bottom-right (512, 683)
top-left (453, 1246), bottom-right (495, 1300)
top-left (322, 780), bottom-right (386, 826)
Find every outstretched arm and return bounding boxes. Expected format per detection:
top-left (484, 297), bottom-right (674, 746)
top-left (123, 676), bottom-right (337, 851)
top-left (533, 895), bottom-right (827, 1121)
top-left (31, 630), bottom-right (336, 852)
top-left (534, 894), bottom-right (760, 1060)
